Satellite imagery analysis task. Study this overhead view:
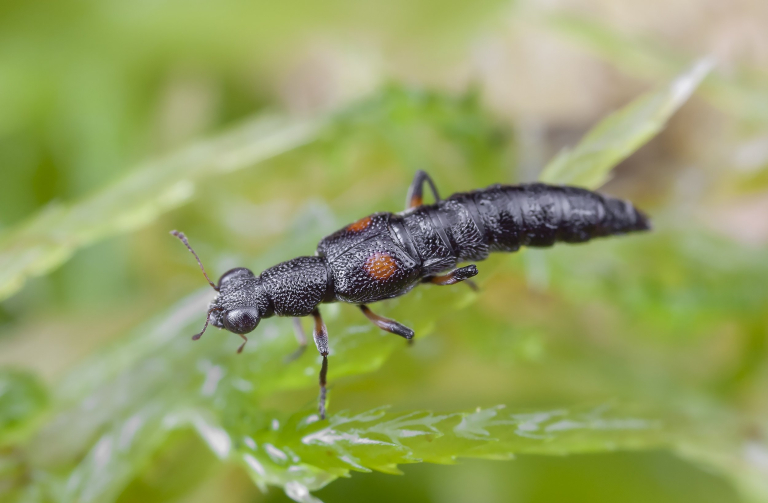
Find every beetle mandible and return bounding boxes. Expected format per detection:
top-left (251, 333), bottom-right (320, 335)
top-left (172, 170), bottom-right (650, 418)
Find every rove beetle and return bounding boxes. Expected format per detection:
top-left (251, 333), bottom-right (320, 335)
top-left (172, 170), bottom-right (650, 418)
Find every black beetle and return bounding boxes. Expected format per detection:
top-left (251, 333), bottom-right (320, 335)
top-left (172, 170), bottom-right (650, 418)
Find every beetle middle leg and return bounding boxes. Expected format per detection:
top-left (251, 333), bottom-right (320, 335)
top-left (359, 305), bottom-right (414, 342)
top-left (405, 170), bottom-right (441, 209)
top-left (311, 308), bottom-right (330, 419)
top-left (284, 318), bottom-right (308, 363)
top-left (422, 264), bottom-right (479, 287)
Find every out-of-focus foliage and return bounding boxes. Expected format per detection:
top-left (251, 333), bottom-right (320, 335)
top-left (540, 59), bottom-right (711, 187)
top-left (0, 115), bottom-right (320, 301)
top-left (544, 13), bottom-right (768, 128)
top-left (0, 371), bottom-right (47, 447)
top-left (1, 1), bottom-right (767, 503)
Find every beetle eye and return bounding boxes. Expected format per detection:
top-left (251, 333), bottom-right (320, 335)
top-left (218, 267), bottom-right (254, 289)
top-left (223, 307), bottom-right (260, 334)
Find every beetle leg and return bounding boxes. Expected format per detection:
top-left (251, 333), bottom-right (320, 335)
top-left (318, 355), bottom-right (328, 420)
top-left (359, 305), bottom-right (414, 341)
top-left (284, 317), bottom-right (308, 363)
top-left (311, 308), bottom-right (330, 419)
top-left (405, 170), bottom-right (441, 209)
top-left (422, 264), bottom-right (479, 286)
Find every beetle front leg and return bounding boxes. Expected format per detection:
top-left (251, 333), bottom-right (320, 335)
top-left (422, 264), bottom-right (479, 287)
top-left (311, 308), bottom-right (330, 419)
top-left (359, 305), bottom-right (414, 342)
top-left (405, 170), bottom-right (441, 209)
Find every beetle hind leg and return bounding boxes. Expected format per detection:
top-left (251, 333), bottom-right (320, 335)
top-left (405, 170), bottom-right (441, 209)
top-left (422, 264), bottom-right (479, 286)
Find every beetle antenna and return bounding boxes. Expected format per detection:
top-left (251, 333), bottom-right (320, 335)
top-left (193, 306), bottom-right (223, 341)
top-left (170, 230), bottom-right (219, 291)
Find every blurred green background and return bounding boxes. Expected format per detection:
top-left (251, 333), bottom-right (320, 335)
top-left (1, 0), bottom-right (767, 502)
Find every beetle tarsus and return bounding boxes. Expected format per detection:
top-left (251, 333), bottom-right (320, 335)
top-left (423, 264), bottom-right (479, 286)
top-left (359, 305), bottom-right (414, 340)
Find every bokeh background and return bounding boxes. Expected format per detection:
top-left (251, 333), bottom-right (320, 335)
top-left (1, 0), bottom-right (767, 502)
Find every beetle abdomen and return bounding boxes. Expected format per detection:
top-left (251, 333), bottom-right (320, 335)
top-left (452, 183), bottom-right (650, 252)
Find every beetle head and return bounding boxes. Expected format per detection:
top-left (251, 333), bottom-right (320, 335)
top-left (171, 231), bottom-right (268, 352)
top-left (209, 267), bottom-right (263, 335)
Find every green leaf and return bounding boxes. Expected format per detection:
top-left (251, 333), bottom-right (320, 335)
top-left (228, 404), bottom-right (668, 501)
top-left (539, 60), bottom-right (710, 188)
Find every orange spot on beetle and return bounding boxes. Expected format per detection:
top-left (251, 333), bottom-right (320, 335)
top-left (346, 216), bottom-right (372, 233)
top-left (364, 252), bottom-right (398, 281)
top-left (409, 195), bottom-right (423, 208)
